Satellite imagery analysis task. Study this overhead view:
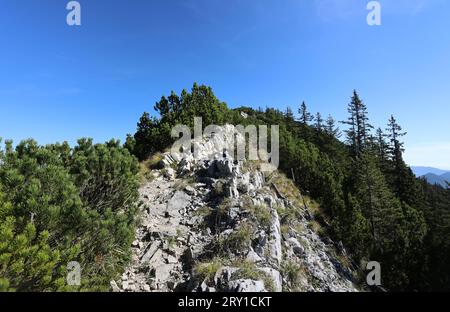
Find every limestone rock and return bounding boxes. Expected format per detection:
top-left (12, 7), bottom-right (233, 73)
top-left (141, 241), bottom-right (161, 263)
top-left (110, 280), bottom-right (120, 292)
top-left (121, 124), bottom-right (359, 293)
top-left (246, 249), bottom-right (262, 263)
top-left (184, 185), bottom-right (196, 195)
top-left (258, 267), bottom-right (282, 292)
top-left (287, 237), bottom-right (305, 256)
top-left (167, 191), bottom-right (191, 212)
top-left (229, 279), bottom-right (267, 292)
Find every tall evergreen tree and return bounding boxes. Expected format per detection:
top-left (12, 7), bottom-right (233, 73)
top-left (154, 96), bottom-right (170, 119)
top-left (353, 152), bottom-right (426, 289)
top-left (285, 106), bottom-right (294, 122)
top-left (341, 91), bottom-right (373, 157)
top-left (314, 112), bottom-right (324, 132)
top-left (298, 101), bottom-right (313, 125)
top-left (375, 128), bottom-right (388, 161)
top-left (325, 115), bottom-right (341, 138)
top-left (386, 115), bottom-right (406, 169)
top-left (355, 153), bottom-right (405, 245)
top-left (374, 127), bottom-right (389, 172)
top-left (385, 115), bottom-right (417, 205)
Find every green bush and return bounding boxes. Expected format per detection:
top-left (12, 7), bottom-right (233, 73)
top-left (0, 138), bottom-right (139, 291)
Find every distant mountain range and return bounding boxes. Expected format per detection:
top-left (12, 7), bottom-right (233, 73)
top-left (411, 166), bottom-right (450, 187)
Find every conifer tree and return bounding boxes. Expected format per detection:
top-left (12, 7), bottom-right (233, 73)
top-left (336, 194), bottom-right (372, 260)
top-left (386, 115), bottom-right (406, 169)
top-left (341, 91), bottom-right (373, 157)
top-left (371, 127), bottom-right (389, 173)
top-left (385, 115), bottom-right (417, 205)
top-left (298, 101), bottom-right (313, 125)
top-left (375, 128), bottom-right (388, 162)
top-left (325, 115), bottom-right (341, 138)
top-left (355, 153), bottom-right (405, 246)
top-left (285, 106), bottom-right (294, 122)
top-left (314, 112), bottom-right (323, 132)
top-left (154, 96), bottom-right (170, 119)
top-left (133, 112), bottom-right (163, 160)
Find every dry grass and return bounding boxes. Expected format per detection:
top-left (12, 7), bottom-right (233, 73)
top-left (281, 260), bottom-right (305, 288)
top-left (215, 198), bottom-right (233, 224)
top-left (147, 152), bottom-right (164, 168)
top-left (308, 220), bottom-right (327, 237)
top-left (241, 160), bottom-right (263, 174)
top-left (294, 223), bottom-right (306, 235)
top-left (231, 261), bottom-right (276, 292)
top-left (138, 153), bottom-right (164, 183)
top-left (173, 177), bottom-right (196, 191)
top-left (270, 172), bottom-right (301, 203)
top-left (194, 205), bottom-right (214, 218)
top-left (194, 258), bottom-right (223, 283)
top-left (212, 179), bottom-right (228, 197)
top-left (245, 203), bottom-right (271, 228)
top-left (281, 224), bottom-right (290, 236)
top-left (216, 221), bottom-right (254, 254)
top-left (138, 162), bottom-right (154, 183)
top-left (270, 172), bottom-right (330, 224)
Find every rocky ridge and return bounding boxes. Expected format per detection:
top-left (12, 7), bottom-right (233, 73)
top-left (114, 125), bottom-right (359, 292)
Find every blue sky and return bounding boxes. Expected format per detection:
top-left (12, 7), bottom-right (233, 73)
top-left (0, 0), bottom-right (449, 169)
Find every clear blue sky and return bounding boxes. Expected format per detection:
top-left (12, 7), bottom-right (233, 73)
top-left (1, 0), bottom-right (449, 169)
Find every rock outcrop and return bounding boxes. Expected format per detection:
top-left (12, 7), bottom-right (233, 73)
top-left (116, 125), bottom-right (359, 292)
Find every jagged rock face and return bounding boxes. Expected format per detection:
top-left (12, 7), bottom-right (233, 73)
top-left (117, 125), bottom-right (359, 292)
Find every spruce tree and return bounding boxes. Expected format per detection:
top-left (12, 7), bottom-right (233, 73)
top-left (341, 91), bottom-right (373, 157)
top-left (385, 115), bottom-right (417, 205)
top-left (372, 128), bottom-right (389, 172)
top-left (355, 153), bottom-right (405, 245)
top-left (298, 101), bottom-right (313, 125)
top-left (285, 106), bottom-right (294, 122)
top-left (375, 128), bottom-right (388, 162)
top-left (314, 112), bottom-right (323, 132)
top-left (386, 116), bottom-right (406, 164)
top-left (325, 115), bottom-right (341, 138)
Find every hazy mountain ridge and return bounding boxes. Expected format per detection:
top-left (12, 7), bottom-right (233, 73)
top-left (422, 173), bottom-right (450, 187)
top-left (411, 166), bottom-right (450, 177)
top-left (411, 167), bottom-right (450, 187)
